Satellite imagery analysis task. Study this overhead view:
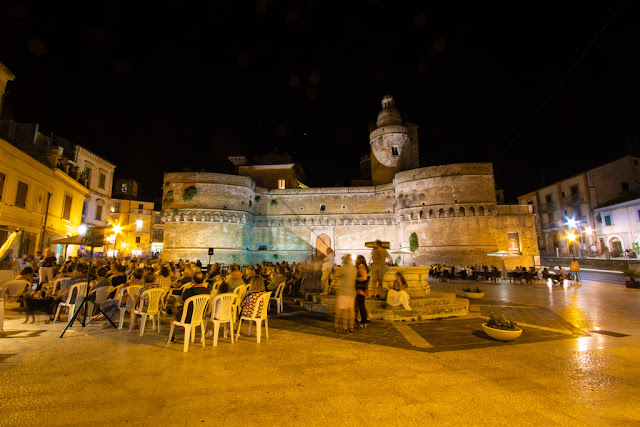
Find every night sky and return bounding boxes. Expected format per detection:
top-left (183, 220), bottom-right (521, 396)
top-left (1, 1), bottom-right (638, 203)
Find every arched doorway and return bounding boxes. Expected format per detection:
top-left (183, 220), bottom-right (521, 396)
top-left (609, 237), bottom-right (623, 257)
top-left (315, 234), bottom-right (331, 260)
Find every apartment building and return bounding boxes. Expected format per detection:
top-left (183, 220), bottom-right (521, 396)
top-left (518, 156), bottom-right (640, 256)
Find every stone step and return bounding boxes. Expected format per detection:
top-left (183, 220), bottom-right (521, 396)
top-left (369, 300), bottom-right (469, 321)
top-left (309, 292), bottom-right (457, 307)
top-left (293, 291), bottom-right (469, 321)
top-left (302, 302), bottom-right (333, 314)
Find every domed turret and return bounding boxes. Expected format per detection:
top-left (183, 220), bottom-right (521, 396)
top-left (376, 95), bottom-right (403, 127)
top-left (369, 95), bottom-right (420, 185)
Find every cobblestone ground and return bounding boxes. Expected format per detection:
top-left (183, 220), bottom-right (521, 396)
top-left (1, 277), bottom-right (640, 426)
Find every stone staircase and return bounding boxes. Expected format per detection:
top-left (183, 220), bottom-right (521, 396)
top-left (290, 291), bottom-right (469, 321)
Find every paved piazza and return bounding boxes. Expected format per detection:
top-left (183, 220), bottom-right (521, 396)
top-left (2, 274), bottom-right (640, 426)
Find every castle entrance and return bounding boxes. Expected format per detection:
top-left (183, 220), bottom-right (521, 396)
top-left (315, 234), bottom-right (331, 260)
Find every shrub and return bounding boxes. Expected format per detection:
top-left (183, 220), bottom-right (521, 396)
top-left (486, 312), bottom-right (520, 331)
top-left (409, 232), bottom-right (419, 252)
top-left (182, 186), bottom-right (197, 201)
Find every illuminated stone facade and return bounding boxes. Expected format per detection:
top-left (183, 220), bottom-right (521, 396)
top-left (162, 97), bottom-right (538, 267)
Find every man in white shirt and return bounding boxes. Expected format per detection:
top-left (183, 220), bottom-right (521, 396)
top-left (321, 248), bottom-right (335, 295)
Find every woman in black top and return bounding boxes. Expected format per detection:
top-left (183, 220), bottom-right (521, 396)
top-left (354, 255), bottom-right (370, 329)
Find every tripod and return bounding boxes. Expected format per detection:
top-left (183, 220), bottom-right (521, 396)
top-left (60, 246), bottom-right (116, 338)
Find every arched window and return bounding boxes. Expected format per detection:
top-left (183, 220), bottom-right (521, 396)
top-left (469, 206), bottom-right (476, 216)
top-left (478, 206), bottom-right (485, 216)
top-left (449, 208), bottom-right (455, 217)
top-left (439, 208), bottom-right (445, 218)
top-left (429, 209), bottom-right (435, 219)
top-left (320, 204), bottom-right (326, 211)
top-left (459, 207), bottom-right (466, 217)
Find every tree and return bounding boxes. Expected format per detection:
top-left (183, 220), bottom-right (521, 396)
top-left (409, 232), bottom-right (419, 253)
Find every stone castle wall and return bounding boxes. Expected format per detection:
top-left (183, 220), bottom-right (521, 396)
top-left (162, 163), bottom-right (539, 267)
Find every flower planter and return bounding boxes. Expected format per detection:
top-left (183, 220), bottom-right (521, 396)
top-left (482, 323), bottom-right (523, 341)
top-left (464, 291), bottom-right (484, 299)
top-left (625, 281), bottom-right (640, 289)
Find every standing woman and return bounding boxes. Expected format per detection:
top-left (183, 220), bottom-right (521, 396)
top-left (333, 255), bottom-right (357, 333)
top-left (354, 255), bottom-right (370, 329)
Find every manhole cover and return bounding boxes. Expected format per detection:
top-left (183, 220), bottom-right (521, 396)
top-left (589, 330), bottom-right (630, 338)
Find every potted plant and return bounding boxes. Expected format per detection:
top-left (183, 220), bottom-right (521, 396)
top-left (622, 269), bottom-right (640, 289)
top-left (462, 286), bottom-right (484, 299)
top-left (482, 312), bottom-right (523, 341)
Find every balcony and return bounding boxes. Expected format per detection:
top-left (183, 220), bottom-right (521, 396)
top-left (541, 221), bottom-right (564, 231)
top-left (130, 209), bottom-right (152, 215)
top-left (539, 202), bottom-right (558, 212)
top-left (563, 194), bottom-right (583, 205)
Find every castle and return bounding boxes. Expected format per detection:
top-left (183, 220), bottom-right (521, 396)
top-left (162, 96), bottom-right (538, 268)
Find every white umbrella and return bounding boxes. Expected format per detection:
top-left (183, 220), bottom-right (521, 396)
top-left (487, 250), bottom-right (519, 279)
top-left (391, 248), bottom-right (414, 266)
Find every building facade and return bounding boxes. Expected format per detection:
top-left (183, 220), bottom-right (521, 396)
top-left (162, 96), bottom-right (538, 268)
top-left (518, 156), bottom-right (640, 256)
top-left (593, 198), bottom-right (640, 257)
top-left (74, 145), bottom-right (115, 228)
top-left (107, 179), bottom-right (160, 257)
top-left (0, 136), bottom-right (88, 259)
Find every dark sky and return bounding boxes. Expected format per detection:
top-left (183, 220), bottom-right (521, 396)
top-left (1, 1), bottom-right (638, 202)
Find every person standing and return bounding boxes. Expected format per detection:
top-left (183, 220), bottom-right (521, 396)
top-left (321, 248), bottom-right (335, 295)
top-left (370, 240), bottom-right (392, 299)
top-left (354, 255), bottom-right (370, 329)
top-left (334, 255), bottom-right (357, 333)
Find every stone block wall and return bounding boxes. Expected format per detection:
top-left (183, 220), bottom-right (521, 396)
top-left (161, 163), bottom-right (539, 267)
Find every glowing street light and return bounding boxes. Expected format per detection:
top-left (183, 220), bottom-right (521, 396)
top-left (78, 224), bottom-right (87, 236)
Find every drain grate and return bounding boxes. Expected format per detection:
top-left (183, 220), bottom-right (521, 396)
top-left (589, 330), bottom-right (630, 338)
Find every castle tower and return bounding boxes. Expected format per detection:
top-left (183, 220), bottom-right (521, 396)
top-left (369, 95), bottom-right (419, 185)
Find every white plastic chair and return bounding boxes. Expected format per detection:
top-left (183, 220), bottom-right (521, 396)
top-left (232, 283), bottom-right (249, 313)
top-left (129, 288), bottom-right (165, 336)
top-left (51, 277), bottom-right (71, 295)
top-left (92, 286), bottom-right (111, 306)
top-left (236, 292), bottom-right (271, 343)
top-left (117, 285), bottom-right (143, 329)
top-left (3, 280), bottom-right (30, 298)
top-left (166, 294), bottom-right (210, 352)
top-left (207, 293), bottom-right (236, 347)
top-left (54, 282), bottom-right (88, 322)
top-left (269, 282), bottom-right (286, 313)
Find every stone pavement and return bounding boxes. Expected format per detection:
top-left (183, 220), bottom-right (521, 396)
top-left (1, 278), bottom-right (640, 426)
